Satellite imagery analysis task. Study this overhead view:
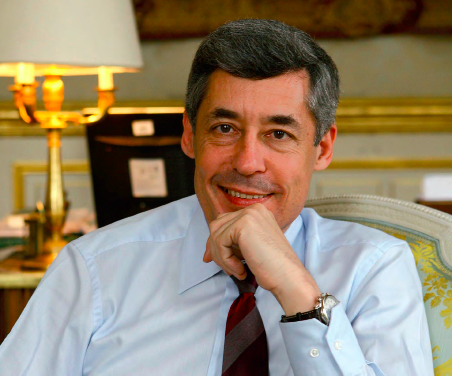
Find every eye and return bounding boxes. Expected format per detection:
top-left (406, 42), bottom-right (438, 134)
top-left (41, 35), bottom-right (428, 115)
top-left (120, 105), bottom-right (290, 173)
top-left (271, 130), bottom-right (288, 140)
top-left (215, 124), bottom-right (233, 134)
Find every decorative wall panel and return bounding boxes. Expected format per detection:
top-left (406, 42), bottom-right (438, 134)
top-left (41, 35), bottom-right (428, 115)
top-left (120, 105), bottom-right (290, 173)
top-left (133, 0), bottom-right (451, 39)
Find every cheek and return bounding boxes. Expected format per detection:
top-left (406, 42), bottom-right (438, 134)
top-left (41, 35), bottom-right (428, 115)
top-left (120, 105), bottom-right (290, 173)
top-left (195, 142), bottom-right (232, 177)
top-left (272, 153), bottom-right (313, 185)
top-left (270, 157), bottom-right (313, 229)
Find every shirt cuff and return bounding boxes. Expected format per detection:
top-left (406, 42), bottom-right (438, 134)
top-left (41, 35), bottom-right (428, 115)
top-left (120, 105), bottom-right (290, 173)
top-left (279, 304), bottom-right (368, 376)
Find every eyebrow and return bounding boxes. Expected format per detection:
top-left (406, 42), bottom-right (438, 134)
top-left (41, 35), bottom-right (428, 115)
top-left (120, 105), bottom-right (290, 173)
top-left (206, 107), bottom-right (302, 130)
top-left (206, 107), bottom-right (239, 122)
top-left (262, 114), bottom-right (300, 129)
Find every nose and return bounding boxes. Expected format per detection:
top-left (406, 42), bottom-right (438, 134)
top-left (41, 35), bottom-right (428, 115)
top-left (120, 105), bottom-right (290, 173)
top-left (232, 134), bottom-right (266, 176)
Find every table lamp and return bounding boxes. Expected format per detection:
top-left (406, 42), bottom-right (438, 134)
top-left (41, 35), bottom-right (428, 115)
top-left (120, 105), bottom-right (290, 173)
top-left (0, 0), bottom-right (143, 268)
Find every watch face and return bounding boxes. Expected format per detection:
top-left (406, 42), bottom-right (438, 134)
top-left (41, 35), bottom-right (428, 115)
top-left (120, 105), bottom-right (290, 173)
top-left (324, 296), bottom-right (338, 310)
top-left (319, 294), bottom-right (340, 325)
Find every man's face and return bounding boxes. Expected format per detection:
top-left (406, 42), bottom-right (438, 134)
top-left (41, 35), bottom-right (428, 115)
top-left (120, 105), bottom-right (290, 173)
top-left (182, 69), bottom-right (336, 231)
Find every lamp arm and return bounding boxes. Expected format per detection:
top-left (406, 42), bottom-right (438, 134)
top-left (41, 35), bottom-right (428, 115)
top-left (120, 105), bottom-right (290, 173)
top-left (9, 83), bottom-right (39, 124)
top-left (78, 89), bottom-right (116, 125)
top-left (10, 86), bottom-right (116, 127)
top-left (10, 73), bottom-right (115, 127)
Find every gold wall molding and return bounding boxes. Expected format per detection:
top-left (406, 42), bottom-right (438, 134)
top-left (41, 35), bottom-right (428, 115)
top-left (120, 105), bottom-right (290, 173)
top-left (0, 98), bottom-right (451, 136)
top-left (0, 100), bottom-right (184, 137)
top-left (328, 158), bottom-right (452, 170)
top-left (13, 161), bottom-right (90, 211)
top-left (0, 120), bottom-right (86, 137)
top-left (336, 98), bottom-right (452, 133)
top-left (12, 158), bottom-right (450, 210)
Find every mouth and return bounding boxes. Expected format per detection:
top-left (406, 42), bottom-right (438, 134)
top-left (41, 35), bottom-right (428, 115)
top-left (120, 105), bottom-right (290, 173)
top-left (219, 185), bottom-right (273, 204)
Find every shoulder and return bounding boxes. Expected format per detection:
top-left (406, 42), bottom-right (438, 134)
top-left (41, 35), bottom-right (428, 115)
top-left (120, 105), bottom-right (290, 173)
top-left (72, 195), bottom-right (199, 260)
top-left (301, 208), bottom-right (417, 301)
top-left (301, 207), bottom-right (407, 254)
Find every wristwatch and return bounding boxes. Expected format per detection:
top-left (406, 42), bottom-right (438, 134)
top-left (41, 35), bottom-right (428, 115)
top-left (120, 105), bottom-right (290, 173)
top-left (280, 293), bottom-right (339, 326)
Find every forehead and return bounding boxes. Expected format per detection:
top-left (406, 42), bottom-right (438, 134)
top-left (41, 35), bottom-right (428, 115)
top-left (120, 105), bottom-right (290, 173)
top-left (199, 69), bottom-right (312, 122)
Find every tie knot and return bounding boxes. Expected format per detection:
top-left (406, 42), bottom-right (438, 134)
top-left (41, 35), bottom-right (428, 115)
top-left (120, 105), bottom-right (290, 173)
top-left (231, 263), bottom-right (258, 294)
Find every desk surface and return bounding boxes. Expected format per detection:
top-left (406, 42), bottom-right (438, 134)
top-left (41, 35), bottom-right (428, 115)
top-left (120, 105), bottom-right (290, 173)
top-left (0, 254), bottom-right (45, 288)
top-left (0, 234), bottom-right (83, 289)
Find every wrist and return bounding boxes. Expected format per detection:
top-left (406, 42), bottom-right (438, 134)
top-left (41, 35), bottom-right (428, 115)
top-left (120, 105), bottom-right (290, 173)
top-left (281, 293), bottom-right (340, 325)
top-left (271, 273), bottom-right (321, 316)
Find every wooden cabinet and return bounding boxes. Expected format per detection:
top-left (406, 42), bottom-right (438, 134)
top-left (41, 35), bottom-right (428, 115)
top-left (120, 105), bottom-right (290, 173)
top-left (0, 256), bottom-right (43, 344)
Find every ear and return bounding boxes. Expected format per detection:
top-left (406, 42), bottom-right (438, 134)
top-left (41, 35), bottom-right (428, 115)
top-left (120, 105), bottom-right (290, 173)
top-left (314, 124), bottom-right (337, 171)
top-left (181, 112), bottom-right (195, 159)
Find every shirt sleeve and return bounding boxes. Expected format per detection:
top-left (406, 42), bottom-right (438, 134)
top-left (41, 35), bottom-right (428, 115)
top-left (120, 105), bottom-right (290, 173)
top-left (279, 242), bottom-right (434, 376)
top-left (0, 243), bottom-right (94, 375)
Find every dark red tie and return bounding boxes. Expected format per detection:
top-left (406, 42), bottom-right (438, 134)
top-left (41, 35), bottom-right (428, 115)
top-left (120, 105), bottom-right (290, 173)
top-left (222, 264), bottom-right (269, 376)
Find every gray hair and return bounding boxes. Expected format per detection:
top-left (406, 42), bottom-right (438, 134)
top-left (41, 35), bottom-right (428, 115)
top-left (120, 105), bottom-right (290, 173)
top-left (185, 19), bottom-right (340, 145)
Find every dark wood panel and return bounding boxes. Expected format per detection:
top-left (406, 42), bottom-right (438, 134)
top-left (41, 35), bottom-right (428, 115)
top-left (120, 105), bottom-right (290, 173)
top-left (0, 288), bottom-right (35, 344)
top-left (416, 200), bottom-right (452, 215)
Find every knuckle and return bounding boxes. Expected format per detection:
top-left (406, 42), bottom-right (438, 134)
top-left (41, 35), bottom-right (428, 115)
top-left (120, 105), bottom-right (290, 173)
top-left (208, 233), bottom-right (220, 246)
top-left (208, 221), bottom-right (218, 233)
top-left (253, 202), bottom-right (265, 210)
top-left (243, 206), bottom-right (258, 217)
top-left (242, 203), bottom-right (265, 220)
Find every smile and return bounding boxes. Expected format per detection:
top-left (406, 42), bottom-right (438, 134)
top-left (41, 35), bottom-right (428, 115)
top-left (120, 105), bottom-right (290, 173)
top-left (221, 186), bottom-right (271, 200)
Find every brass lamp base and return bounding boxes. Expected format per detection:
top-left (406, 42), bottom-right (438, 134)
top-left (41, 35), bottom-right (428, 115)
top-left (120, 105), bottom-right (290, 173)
top-left (43, 238), bottom-right (68, 255)
top-left (21, 239), bottom-right (67, 271)
top-left (9, 74), bottom-right (114, 271)
top-left (21, 253), bottom-right (57, 270)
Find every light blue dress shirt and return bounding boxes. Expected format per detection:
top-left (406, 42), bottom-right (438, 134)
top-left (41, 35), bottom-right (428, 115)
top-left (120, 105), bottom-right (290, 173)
top-left (0, 195), bottom-right (433, 375)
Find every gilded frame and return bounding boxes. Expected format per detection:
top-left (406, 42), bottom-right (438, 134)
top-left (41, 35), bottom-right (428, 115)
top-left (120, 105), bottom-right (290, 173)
top-left (13, 161), bottom-right (90, 211)
top-left (0, 98), bottom-right (451, 137)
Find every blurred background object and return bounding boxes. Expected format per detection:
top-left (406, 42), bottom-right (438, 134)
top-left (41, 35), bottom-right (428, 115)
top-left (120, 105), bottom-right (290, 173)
top-left (416, 174), bottom-right (452, 214)
top-left (0, 0), bottom-right (143, 267)
top-left (133, 0), bottom-right (451, 39)
top-left (85, 108), bottom-right (194, 227)
top-left (420, 174), bottom-right (452, 201)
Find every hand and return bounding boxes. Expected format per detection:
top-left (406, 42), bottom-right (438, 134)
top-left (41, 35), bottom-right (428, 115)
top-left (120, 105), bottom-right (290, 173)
top-left (203, 203), bottom-right (321, 315)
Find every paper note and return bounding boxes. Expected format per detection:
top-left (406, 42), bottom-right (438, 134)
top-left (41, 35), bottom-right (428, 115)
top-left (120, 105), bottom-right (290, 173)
top-left (132, 119), bottom-right (155, 136)
top-left (420, 174), bottom-right (452, 201)
top-left (129, 159), bottom-right (168, 197)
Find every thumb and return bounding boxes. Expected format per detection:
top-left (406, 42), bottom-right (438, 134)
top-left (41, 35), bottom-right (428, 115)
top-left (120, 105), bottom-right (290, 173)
top-left (203, 238), bottom-right (212, 263)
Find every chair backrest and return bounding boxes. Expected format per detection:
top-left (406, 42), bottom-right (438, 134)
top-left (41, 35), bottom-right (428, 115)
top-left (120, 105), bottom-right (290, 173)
top-left (305, 195), bottom-right (452, 376)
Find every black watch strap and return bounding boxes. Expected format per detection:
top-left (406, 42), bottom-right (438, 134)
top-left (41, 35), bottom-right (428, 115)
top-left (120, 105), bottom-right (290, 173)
top-left (280, 308), bottom-right (321, 323)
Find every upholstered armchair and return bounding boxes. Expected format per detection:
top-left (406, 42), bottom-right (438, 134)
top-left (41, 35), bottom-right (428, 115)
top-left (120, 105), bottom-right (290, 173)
top-left (305, 195), bottom-right (452, 376)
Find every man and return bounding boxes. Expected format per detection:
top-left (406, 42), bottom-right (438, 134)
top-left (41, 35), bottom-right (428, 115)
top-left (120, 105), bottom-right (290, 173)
top-left (0, 19), bottom-right (433, 375)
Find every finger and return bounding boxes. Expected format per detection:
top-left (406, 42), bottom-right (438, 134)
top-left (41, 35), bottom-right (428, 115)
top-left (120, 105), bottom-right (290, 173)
top-left (204, 216), bottom-right (242, 263)
top-left (210, 221), bottom-right (246, 278)
top-left (206, 238), bottom-right (243, 278)
top-left (203, 240), bottom-right (212, 263)
top-left (210, 215), bottom-right (243, 257)
top-left (205, 214), bottom-right (237, 263)
top-left (206, 235), bottom-right (238, 276)
top-left (203, 238), bottom-right (244, 265)
top-left (217, 212), bottom-right (232, 219)
top-left (209, 210), bottom-right (241, 234)
top-left (223, 253), bottom-right (246, 279)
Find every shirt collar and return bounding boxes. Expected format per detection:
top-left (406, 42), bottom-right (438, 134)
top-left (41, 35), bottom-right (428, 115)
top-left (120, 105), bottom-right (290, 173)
top-left (178, 200), bottom-right (305, 294)
top-left (178, 203), bottom-right (222, 294)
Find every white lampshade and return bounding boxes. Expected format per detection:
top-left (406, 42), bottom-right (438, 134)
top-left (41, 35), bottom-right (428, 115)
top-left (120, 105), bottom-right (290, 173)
top-left (0, 0), bottom-right (143, 77)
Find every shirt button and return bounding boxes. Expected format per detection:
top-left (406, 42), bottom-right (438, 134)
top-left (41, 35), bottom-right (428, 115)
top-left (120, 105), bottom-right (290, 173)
top-left (310, 348), bottom-right (320, 358)
top-left (334, 341), bottom-right (342, 350)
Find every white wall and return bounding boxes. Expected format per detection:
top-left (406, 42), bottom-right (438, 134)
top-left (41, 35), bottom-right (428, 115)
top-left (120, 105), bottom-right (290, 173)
top-left (0, 35), bottom-right (451, 219)
top-left (0, 35), bottom-right (450, 102)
